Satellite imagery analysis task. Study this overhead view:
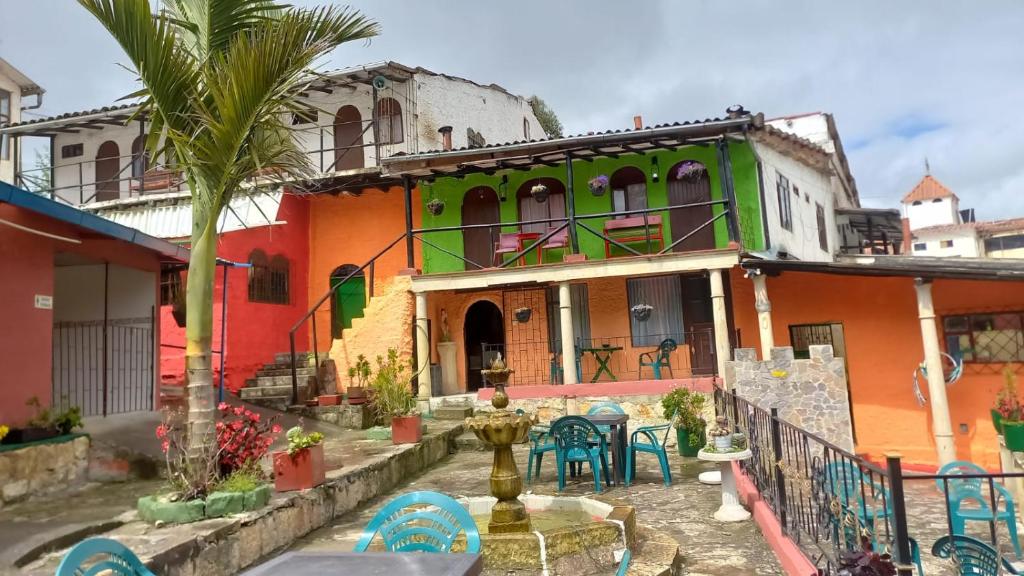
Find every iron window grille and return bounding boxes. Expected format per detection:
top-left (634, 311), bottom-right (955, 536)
top-left (776, 172), bottom-right (792, 231)
top-left (160, 270), bottom-right (183, 306)
top-left (248, 250), bottom-right (290, 305)
top-left (943, 311), bottom-right (1024, 363)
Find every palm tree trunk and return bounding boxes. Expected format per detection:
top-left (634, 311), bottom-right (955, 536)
top-left (186, 218), bottom-right (218, 459)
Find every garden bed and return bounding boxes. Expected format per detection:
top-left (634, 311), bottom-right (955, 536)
top-left (0, 434), bottom-right (90, 504)
top-left (138, 485), bottom-right (273, 524)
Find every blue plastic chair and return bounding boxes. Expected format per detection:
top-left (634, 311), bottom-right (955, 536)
top-left (550, 416), bottom-right (610, 493)
top-left (56, 537), bottom-right (156, 576)
top-left (625, 408), bottom-right (676, 487)
top-left (549, 348), bottom-right (583, 384)
top-left (824, 460), bottom-right (893, 526)
top-left (586, 401), bottom-right (625, 465)
top-left (638, 338), bottom-right (677, 380)
top-left (354, 491), bottom-right (481, 554)
top-left (517, 409), bottom-right (556, 484)
top-left (616, 549), bottom-right (632, 576)
top-left (932, 534), bottom-right (1020, 575)
top-left (937, 461), bottom-right (1023, 559)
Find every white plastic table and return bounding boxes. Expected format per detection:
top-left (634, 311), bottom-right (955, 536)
top-left (697, 448), bottom-right (753, 522)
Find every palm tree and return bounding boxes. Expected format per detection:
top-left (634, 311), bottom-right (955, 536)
top-left (78, 0), bottom-right (378, 457)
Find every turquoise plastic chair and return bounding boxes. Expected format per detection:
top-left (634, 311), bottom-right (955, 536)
top-left (550, 416), bottom-right (610, 493)
top-left (56, 537), bottom-right (156, 576)
top-left (937, 461), bottom-right (1022, 559)
top-left (517, 409), bottom-right (556, 484)
top-left (354, 491), bottom-right (481, 553)
top-left (824, 460), bottom-right (893, 526)
top-left (932, 534), bottom-right (1020, 575)
top-left (549, 348), bottom-right (583, 384)
top-left (638, 338), bottom-right (677, 380)
top-left (616, 549), bottom-right (632, 576)
top-left (586, 401), bottom-right (625, 465)
top-left (624, 408), bottom-right (676, 487)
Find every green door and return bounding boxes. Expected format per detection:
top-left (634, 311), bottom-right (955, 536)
top-left (331, 267), bottom-right (366, 337)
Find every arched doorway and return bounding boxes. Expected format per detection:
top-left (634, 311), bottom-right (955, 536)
top-left (333, 105), bottom-right (364, 171)
top-left (461, 186), bottom-right (500, 270)
top-left (516, 177), bottom-right (566, 234)
top-left (610, 166), bottom-right (647, 216)
top-left (667, 160), bottom-right (715, 251)
top-left (464, 300), bottom-right (504, 391)
top-left (95, 140), bottom-right (121, 202)
top-left (330, 264), bottom-right (365, 338)
top-left (131, 134), bottom-right (150, 180)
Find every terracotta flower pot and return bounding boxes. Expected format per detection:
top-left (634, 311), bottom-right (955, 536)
top-left (273, 444), bottom-right (325, 492)
top-left (391, 414), bottom-right (422, 445)
top-left (319, 394), bottom-right (342, 406)
top-left (347, 387), bottom-right (367, 405)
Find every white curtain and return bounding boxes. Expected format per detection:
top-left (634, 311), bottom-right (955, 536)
top-left (627, 275), bottom-right (685, 347)
top-left (519, 192), bottom-right (565, 234)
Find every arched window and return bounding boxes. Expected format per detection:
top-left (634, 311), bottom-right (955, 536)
top-left (95, 140), bottom-right (121, 202)
top-left (912, 200), bottom-right (923, 206)
top-left (516, 178), bottom-right (566, 234)
top-left (248, 249), bottom-right (289, 304)
top-left (375, 97), bottom-right (403, 144)
top-left (610, 166), bottom-right (647, 218)
top-left (131, 134), bottom-right (151, 179)
top-left (333, 105), bottom-right (364, 171)
top-left (523, 117), bottom-right (530, 140)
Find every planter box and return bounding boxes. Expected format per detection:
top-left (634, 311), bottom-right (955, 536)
top-left (391, 415), bottom-right (422, 445)
top-left (318, 394), bottom-right (342, 406)
top-left (993, 409), bottom-right (1004, 435)
top-left (138, 495), bottom-right (206, 524)
top-left (1, 427), bottom-right (60, 445)
top-left (347, 387), bottom-right (367, 405)
top-left (273, 444), bottom-right (326, 492)
top-left (1005, 422), bottom-right (1024, 452)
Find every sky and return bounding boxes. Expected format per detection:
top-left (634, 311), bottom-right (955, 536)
top-left (2, 1), bottom-right (1023, 219)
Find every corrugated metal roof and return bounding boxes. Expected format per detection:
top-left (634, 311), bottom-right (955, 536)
top-left (93, 191), bottom-right (284, 240)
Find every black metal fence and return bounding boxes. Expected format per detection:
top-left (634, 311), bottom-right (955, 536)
top-left (52, 316), bottom-right (155, 417)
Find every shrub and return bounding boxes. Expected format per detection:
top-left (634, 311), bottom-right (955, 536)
top-left (370, 348), bottom-right (415, 419)
top-left (217, 462), bottom-right (264, 493)
top-left (661, 387), bottom-right (706, 447)
top-left (215, 403), bottom-right (281, 475)
top-left (286, 425), bottom-right (324, 456)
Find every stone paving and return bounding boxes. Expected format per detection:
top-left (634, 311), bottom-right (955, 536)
top-left (292, 440), bottom-right (784, 575)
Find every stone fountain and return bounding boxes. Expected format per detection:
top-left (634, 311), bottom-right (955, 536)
top-left (465, 354), bottom-right (535, 534)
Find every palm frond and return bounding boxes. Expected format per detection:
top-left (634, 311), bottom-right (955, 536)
top-left (163, 0), bottom-right (286, 63)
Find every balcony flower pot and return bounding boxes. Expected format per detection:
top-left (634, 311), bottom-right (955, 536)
top-left (631, 304), bottom-right (653, 322)
top-left (530, 184), bottom-right (549, 203)
top-left (347, 386), bottom-right (367, 405)
top-left (273, 443), bottom-right (325, 492)
top-left (992, 409), bottom-right (1004, 435)
top-left (1, 426), bottom-right (59, 445)
top-left (426, 198), bottom-right (445, 216)
top-left (676, 427), bottom-right (705, 457)
top-left (1004, 422), bottom-right (1024, 452)
top-left (391, 414), bottom-right (423, 445)
top-left (514, 307), bottom-right (532, 323)
top-left (319, 394), bottom-right (342, 406)
top-left (588, 175), bottom-right (609, 196)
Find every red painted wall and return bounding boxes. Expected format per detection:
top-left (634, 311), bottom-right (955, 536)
top-left (159, 193), bottom-right (310, 393)
top-left (0, 204), bottom-right (165, 425)
top-left (730, 267), bottom-right (1024, 470)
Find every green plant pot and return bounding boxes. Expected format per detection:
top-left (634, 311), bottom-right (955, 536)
top-left (992, 409), bottom-right (1004, 435)
top-left (1004, 422), bottom-right (1024, 452)
top-left (676, 427), bottom-right (705, 457)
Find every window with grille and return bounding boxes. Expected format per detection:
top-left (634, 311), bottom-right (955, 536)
top-left (816, 202), bottom-right (828, 252)
top-left (944, 312), bottom-right (1024, 363)
top-left (247, 250), bottom-right (290, 304)
top-left (913, 242), bottom-right (927, 251)
top-left (291, 107), bottom-right (318, 125)
top-left (375, 97), bottom-right (403, 144)
top-left (62, 143), bottom-right (84, 159)
top-left (777, 173), bottom-right (793, 231)
top-left (940, 239), bottom-right (954, 248)
top-left (160, 270), bottom-right (182, 306)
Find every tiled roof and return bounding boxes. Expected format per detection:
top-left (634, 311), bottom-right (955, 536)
top-left (977, 217), bottom-right (1024, 235)
top-left (4, 102), bottom-right (140, 129)
top-left (902, 175), bottom-right (958, 203)
top-left (912, 222), bottom-right (977, 235)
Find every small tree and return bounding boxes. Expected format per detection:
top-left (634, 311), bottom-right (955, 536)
top-left (528, 95), bottom-right (563, 139)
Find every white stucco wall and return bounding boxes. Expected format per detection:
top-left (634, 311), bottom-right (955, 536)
top-left (753, 141), bottom-right (837, 262)
top-left (0, 71), bottom-right (23, 185)
top-left (910, 228), bottom-right (980, 257)
top-left (903, 196), bottom-right (960, 230)
top-left (769, 114), bottom-right (834, 154)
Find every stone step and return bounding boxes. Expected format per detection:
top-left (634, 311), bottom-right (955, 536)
top-left (255, 367), bottom-right (317, 378)
top-left (252, 375), bottom-right (313, 388)
top-left (239, 384), bottom-right (306, 399)
top-left (274, 352), bottom-right (314, 365)
top-left (432, 405), bottom-right (473, 420)
top-left (244, 396), bottom-right (294, 412)
top-left (454, 430), bottom-right (490, 451)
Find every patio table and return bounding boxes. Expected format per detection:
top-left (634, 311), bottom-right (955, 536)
top-left (239, 551), bottom-right (483, 576)
top-left (579, 413), bottom-right (630, 486)
top-left (579, 345), bottom-right (623, 382)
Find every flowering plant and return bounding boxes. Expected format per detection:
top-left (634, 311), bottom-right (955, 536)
top-left (215, 402), bottom-right (281, 475)
top-left (156, 408), bottom-right (219, 500)
top-left (997, 369), bottom-right (1023, 422)
top-left (675, 161), bottom-right (706, 180)
top-left (588, 175), bottom-right (609, 195)
top-left (0, 425), bottom-right (8, 442)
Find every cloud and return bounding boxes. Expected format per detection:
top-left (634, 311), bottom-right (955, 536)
top-left (2, 0), bottom-right (1022, 219)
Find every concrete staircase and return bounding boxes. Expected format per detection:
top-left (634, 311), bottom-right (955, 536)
top-left (238, 352), bottom-right (317, 411)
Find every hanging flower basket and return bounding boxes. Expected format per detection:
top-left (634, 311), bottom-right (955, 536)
top-left (514, 307), bottom-right (532, 323)
top-left (530, 184), bottom-right (549, 203)
top-left (426, 198), bottom-right (445, 216)
top-left (631, 303), bottom-right (654, 322)
top-left (676, 161), bottom-right (707, 181)
top-left (588, 175), bottom-right (609, 196)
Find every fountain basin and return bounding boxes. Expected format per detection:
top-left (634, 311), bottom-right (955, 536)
top-left (460, 495), bottom-right (636, 576)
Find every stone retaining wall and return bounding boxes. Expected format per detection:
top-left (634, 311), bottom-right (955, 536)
top-left (0, 435), bottom-right (89, 507)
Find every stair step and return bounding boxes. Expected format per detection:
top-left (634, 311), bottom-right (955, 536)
top-left (239, 384), bottom-right (306, 399)
top-left (455, 431), bottom-right (489, 451)
top-left (255, 367), bottom-right (317, 378)
top-left (244, 396), bottom-right (294, 412)
top-left (432, 406), bottom-right (474, 420)
top-left (274, 352), bottom-right (314, 365)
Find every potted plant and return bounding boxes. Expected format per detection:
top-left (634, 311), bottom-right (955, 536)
top-left (661, 387), bottom-right (706, 457)
top-left (997, 369), bottom-right (1024, 451)
top-left (52, 405), bottom-right (83, 435)
top-left (273, 425), bottom-right (325, 492)
top-left (675, 160), bottom-right (707, 181)
top-left (371, 349), bottom-right (421, 444)
top-left (588, 175), bottom-right (609, 196)
top-left (530, 183), bottom-right (549, 203)
top-left (2, 397), bottom-right (60, 444)
top-left (346, 355), bottom-right (371, 405)
top-left (318, 394), bottom-right (342, 406)
top-left (426, 197), bottom-right (445, 216)
top-left (837, 537), bottom-right (897, 576)
top-left (514, 307), bottom-right (532, 323)
top-left (631, 303), bottom-right (653, 322)
top-left (708, 416), bottom-right (733, 452)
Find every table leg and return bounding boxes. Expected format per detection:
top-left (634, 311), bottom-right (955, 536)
top-left (714, 462), bottom-right (751, 522)
top-left (609, 424), bottom-right (622, 486)
top-left (620, 422), bottom-right (631, 483)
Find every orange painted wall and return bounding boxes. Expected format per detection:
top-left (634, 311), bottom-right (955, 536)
top-left (729, 267), bottom-right (1023, 470)
top-left (306, 186), bottom-right (422, 352)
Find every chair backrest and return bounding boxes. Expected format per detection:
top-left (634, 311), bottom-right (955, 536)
top-left (56, 538), bottom-right (155, 576)
top-left (937, 460), bottom-right (987, 494)
top-left (354, 491), bottom-right (481, 554)
top-left (587, 402), bottom-right (626, 416)
top-left (545, 226), bottom-right (569, 246)
top-left (824, 460), bottom-right (867, 506)
top-left (496, 233), bottom-right (520, 250)
top-left (657, 339), bottom-right (678, 362)
top-left (662, 407), bottom-right (679, 446)
top-left (931, 534), bottom-right (1002, 575)
top-left (551, 415), bottom-right (605, 455)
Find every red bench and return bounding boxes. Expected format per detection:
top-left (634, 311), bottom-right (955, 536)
top-left (603, 215), bottom-right (663, 257)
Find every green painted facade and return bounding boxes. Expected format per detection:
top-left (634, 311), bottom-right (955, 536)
top-left (417, 141), bottom-right (763, 274)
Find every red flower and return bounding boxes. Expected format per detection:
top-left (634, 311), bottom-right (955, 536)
top-left (248, 411), bottom-right (261, 423)
top-left (161, 440), bottom-right (170, 453)
top-left (233, 406), bottom-right (244, 417)
top-left (271, 424), bottom-right (282, 434)
top-left (218, 402), bottom-right (230, 412)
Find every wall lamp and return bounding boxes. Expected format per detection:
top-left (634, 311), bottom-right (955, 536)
top-left (651, 156), bottom-right (660, 183)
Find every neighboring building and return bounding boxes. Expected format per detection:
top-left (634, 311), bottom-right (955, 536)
top-left (767, 112), bottom-right (860, 209)
top-left (0, 57), bottom-right (44, 185)
top-left (0, 180), bottom-right (187, 424)
top-left (902, 173), bottom-right (1024, 258)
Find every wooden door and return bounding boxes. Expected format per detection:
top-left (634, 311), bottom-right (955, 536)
top-left (461, 187), bottom-right (500, 270)
top-left (668, 169), bottom-right (715, 251)
top-left (688, 323), bottom-right (715, 375)
top-left (333, 105), bottom-right (364, 171)
top-left (95, 140), bottom-right (121, 202)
